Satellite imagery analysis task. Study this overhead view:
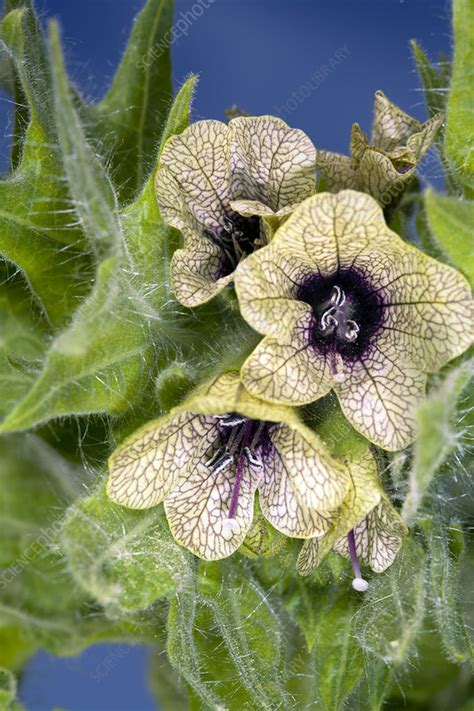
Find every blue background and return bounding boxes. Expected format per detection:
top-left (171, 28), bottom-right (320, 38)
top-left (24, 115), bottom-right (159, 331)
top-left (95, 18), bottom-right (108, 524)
top-left (6, 0), bottom-right (450, 708)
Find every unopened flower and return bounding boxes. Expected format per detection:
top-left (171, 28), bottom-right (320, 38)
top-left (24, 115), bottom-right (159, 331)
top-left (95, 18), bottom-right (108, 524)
top-left (235, 190), bottom-right (473, 451)
top-left (155, 116), bottom-right (316, 306)
top-left (297, 447), bottom-right (406, 590)
top-left (107, 373), bottom-right (349, 561)
top-left (317, 91), bottom-right (442, 204)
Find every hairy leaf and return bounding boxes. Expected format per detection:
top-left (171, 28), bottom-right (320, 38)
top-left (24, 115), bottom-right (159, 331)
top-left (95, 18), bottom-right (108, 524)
top-left (89, 0), bottom-right (174, 202)
top-left (0, 8), bottom-right (90, 325)
top-left (422, 517), bottom-right (473, 665)
top-left (425, 190), bottom-right (474, 285)
top-left (402, 360), bottom-right (473, 524)
top-left (167, 559), bottom-right (289, 710)
top-left (445, 0), bottom-right (474, 197)
top-left (0, 276), bottom-right (48, 420)
top-left (61, 484), bottom-right (193, 617)
top-left (0, 38), bottom-right (198, 433)
top-left (354, 537), bottom-right (426, 665)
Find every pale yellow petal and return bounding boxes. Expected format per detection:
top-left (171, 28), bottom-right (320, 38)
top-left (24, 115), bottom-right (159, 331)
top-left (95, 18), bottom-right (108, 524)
top-left (268, 423), bottom-right (349, 512)
top-left (336, 349), bottom-right (427, 450)
top-left (229, 115), bottom-right (316, 213)
top-left (333, 498), bottom-right (406, 572)
top-left (316, 150), bottom-right (358, 192)
top-left (371, 90), bottom-right (422, 150)
top-left (259, 449), bottom-right (335, 538)
top-left (356, 149), bottom-right (414, 204)
top-left (406, 113), bottom-right (443, 159)
top-left (241, 313), bottom-right (332, 406)
top-left (164, 458), bottom-right (259, 560)
top-left (297, 447), bottom-right (383, 575)
top-left (155, 120), bottom-right (231, 239)
top-left (234, 242), bottom-right (312, 337)
top-left (107, 413), bottom-right (217, 509)
top-left (170, 242), bottom-right (234, 307)
top-left (375, 250), bottom-right (474, 372)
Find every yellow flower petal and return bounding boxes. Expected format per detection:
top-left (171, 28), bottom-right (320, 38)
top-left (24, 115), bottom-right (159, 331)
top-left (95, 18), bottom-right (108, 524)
top-left (316, 150), bottom-right (358, 192)
top-left (372, 90), bottom-right (441, 153)
top-left (156, 121), bottom-right (230, 238)
top-left (236, 190), bottom-right (473, 448)
top-left (259, 462), bottom-right (335, 538)
top-left (107, 412), bottom-right (217, 509)
top-left (228, 115), bottom-right (316, 214)
top-left (297, 447), bottom-right (398, 575)
top-left (336, 353), bottom-right (427, 451)
top-left (333, 498), bottom-right (406, 573)
top-left (268, 423), bottom-right (348, 512)
top-left (240, 314), bottom-right (333, 406)
top-left (164, 458), bottom-right (259, 561)
top-left (171, 241), bottom-right (234, 307)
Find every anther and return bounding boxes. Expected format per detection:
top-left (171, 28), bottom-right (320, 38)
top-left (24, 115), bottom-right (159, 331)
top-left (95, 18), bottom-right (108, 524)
top-left (243, 447), bottom-right (263, 469)
top-left (215, 413), bottom-right (247, 427)
top-left (344, 319), bottom-right (360, 342)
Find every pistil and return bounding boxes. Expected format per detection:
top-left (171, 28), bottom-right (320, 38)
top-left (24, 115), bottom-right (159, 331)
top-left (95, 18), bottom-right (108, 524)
top-left (348, 529), bottom-right (368, 592)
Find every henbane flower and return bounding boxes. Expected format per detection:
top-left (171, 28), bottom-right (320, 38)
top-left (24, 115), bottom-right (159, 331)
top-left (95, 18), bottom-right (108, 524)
top-left (296, 446), bottom-right (406, 591)
top-left (316, 91), bottom-right (442, 204)
top-left (107, 372), bottom-right (349, 561)
top-left (155, 115), bottom-right (316, 307)
top-left (235, 190), bottom-right (473, 451)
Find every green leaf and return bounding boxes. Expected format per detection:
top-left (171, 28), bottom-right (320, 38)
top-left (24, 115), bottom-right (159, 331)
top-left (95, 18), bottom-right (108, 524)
top-left (61, 484), bottom-right (193, 617)
top-left (0, 8), bottom-right (91, 325)
top-left (422, 518), bottom-right (473, 665)
top-left (0, 275), bottom-right (48, 420)
top-left (425, 190), bottom-right (474, 285)
top-left (0, 257), bottom-right (154, 433)
top-left (445, 0), bottom-right (474, 197)
top-left (167, 559), bottom-right (289, 710)
top-left (312, 591), bottom-right (364, 709)
top-left (402, 360), bottom-right (473, 524)
top-left (49, 20), bottom-right (122, 262)
top-left (0, 434), bottom-right (154, 655)
top-left (354, 537), bottom-right (426, 666)
top-left (411, 39), bottom-right (450, 118)
top-left (89, 0), bottom-right (174, 202)
top-left (0, 667), bottom-right (24, 711)
top-left (121, 75), bottom-right (197, 298)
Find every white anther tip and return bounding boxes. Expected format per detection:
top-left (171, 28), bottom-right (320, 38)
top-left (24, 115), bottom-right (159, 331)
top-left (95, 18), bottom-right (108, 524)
top-left (352, 577), bottom-right (369, 592)
top-left (333, 372), bottom-right (346, 384)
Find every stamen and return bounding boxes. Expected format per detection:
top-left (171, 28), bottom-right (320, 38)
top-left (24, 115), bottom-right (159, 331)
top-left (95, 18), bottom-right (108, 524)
top-left (330, 285), bottom-right (346, 307)
top-left (320, 307), bottom-right (338, 332)
top-left (207, 451), bottom-right (233, 475)
top-left (215, 413), bottom-right (247, 427)
top-left (243, 447), bottom-right (263, 469)
top-left (347, 529), bottom-right (368, 592)
top-left (344, 319), bottom-right (360, 342)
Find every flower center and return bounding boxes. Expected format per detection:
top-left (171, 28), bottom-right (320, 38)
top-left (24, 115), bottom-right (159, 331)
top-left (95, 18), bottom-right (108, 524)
top-left (206, 413), bottom-right (269, 521)
top-left (318, 285), bottom-right (360, 343)
top-left (296, 268), bottom-right (385, 362)
top-left (204, 213), bottom-right (261, 276)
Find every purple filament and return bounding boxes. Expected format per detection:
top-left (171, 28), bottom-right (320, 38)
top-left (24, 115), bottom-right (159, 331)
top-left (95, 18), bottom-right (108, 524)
top-left (228, 420), bottom-right (253, 519)
top-left (347, 529), bottom-right (361, 579)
